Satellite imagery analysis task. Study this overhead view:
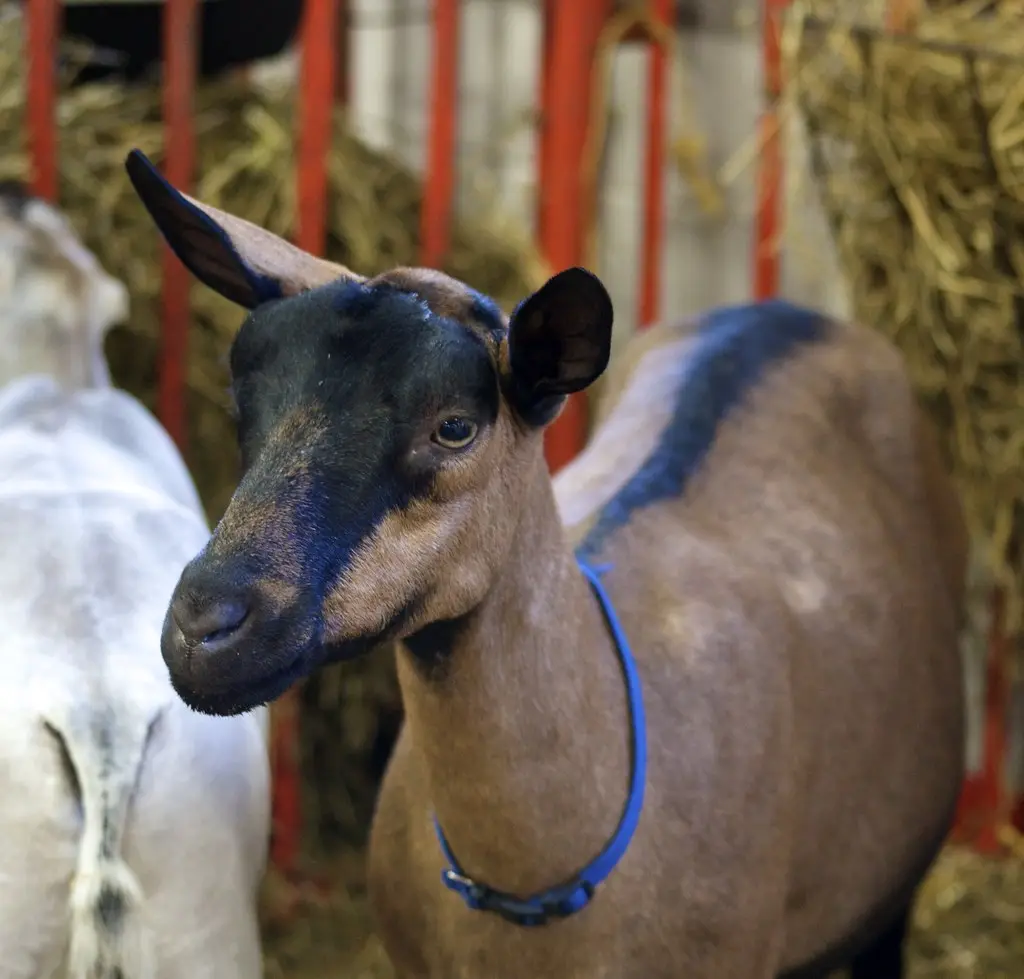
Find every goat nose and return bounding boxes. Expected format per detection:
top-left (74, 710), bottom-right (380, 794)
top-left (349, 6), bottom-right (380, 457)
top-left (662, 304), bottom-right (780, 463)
top-left (171, 594), bottom-right (250, 648)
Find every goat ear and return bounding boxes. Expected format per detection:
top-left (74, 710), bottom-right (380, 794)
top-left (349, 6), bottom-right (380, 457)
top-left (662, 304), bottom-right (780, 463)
top-left (124, 149), bottom-right (361, 310)
top-left (506, 267), bottom-right (613, 425)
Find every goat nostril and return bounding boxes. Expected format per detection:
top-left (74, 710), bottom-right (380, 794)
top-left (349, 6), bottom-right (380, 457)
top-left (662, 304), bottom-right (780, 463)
top-left (200, 602), bottom-right (249, 644)
top-left (173, 597), bottom-right (250, 647)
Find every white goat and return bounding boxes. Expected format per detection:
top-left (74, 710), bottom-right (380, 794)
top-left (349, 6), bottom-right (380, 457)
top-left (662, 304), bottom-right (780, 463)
top-left (0, 185), bottom-right (270, 979)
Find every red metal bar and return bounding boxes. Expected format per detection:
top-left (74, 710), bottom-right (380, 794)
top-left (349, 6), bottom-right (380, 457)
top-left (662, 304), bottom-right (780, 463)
top-left (950, 589), bottom-right (1012, 852)
top-left (885, 0), bottom-right (920, 32)
top-left (752, 117), bottom-right (781, 301)
top-left (638, 0), bottom-right (671, 330)
top-left (296, 0), bottom-right (338, 256)
top-left (420, 0), bottom-right (460, 268)
top-left (537, 0), bottom-right (613, 473)
top-left (158, 0), bottom-right (199, 450)
top-left (269, 685), bottom-right (304, 873)
top-left (752, 0), bottom-right (787, 300)
top-left (26, 0), bottom-right (59, 202)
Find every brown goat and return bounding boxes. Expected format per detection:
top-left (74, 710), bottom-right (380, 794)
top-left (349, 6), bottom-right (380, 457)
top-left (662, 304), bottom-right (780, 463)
top-left (125, 148), bottom-right (966, 979)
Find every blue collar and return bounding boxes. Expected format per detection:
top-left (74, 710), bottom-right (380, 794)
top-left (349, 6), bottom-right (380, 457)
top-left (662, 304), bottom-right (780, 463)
top-left (432, 558), bottom-right (648, 928)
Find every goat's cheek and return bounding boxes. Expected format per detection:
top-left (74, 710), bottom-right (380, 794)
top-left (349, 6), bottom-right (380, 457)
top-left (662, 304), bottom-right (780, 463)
top-left (321, 538), bottom-right (422, 641)
top-left (321, 498), bottom-right (479, 641)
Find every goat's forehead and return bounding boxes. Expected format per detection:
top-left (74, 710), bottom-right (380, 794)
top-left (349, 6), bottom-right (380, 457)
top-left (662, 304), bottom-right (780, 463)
top-left (236, 278), bottom-right (502, 374)
top-left (230, 281), bottom-right (504, 440)
top-left (370, 267), bottom-right (507, 339)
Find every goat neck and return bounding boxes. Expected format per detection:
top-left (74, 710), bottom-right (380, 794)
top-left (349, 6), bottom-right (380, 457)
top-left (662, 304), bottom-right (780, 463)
top-left (397, 458), bottom-right (631, 898)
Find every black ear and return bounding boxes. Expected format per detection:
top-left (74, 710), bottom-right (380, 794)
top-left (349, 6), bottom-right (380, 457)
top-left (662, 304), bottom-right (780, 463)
top-left (507, 267), bottom-right (613, 425)
top-left (124, 149), bottom-right (360, 310)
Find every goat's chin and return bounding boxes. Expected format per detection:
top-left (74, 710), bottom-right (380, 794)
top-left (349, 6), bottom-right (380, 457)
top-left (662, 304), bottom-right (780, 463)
top-left (166, 631), bottom-right (392, 717)
top-left (168, 654), bottom-right (309, 717)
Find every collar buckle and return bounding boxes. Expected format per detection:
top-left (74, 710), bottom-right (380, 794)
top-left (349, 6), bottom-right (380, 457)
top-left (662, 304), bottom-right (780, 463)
top-left (443, 868), bottom-right (596, 927)
top-left (442, 869), bottom-right (475, 889)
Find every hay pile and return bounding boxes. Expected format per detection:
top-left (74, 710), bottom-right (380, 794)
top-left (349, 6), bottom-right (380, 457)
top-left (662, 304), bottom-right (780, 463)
top-left (257, 840), bottom-right (1024, 979)
top-left (780, 9), bottom-right (1024, 974)
top-left (908, 840), bottom-right (1024, 978)
top-left (782, 0), bottom-right (1024, 636)
top-left (0, 7), bottom-right (546, 844)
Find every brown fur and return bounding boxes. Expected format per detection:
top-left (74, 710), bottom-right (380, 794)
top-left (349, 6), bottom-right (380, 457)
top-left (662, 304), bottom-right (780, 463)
top-left (208, 406), bottom-right (326, 619)
top-left (365, 318), bottom-right (966, 979)
top-left (323, 391), bottom-right (523, 647)
top-left (125, 159), bottom-right (966, 979)
top-left (174, 193), bottom-right (360, 297)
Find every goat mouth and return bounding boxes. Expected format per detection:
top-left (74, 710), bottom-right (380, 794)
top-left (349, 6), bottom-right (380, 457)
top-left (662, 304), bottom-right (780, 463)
top-left (170, 654), bottom-right (308, 717)
top-left (167, 624), bottom-right (396, 716)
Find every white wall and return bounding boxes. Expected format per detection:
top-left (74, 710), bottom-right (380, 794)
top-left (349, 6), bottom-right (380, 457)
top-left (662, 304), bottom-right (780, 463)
top-left (339, 0), bottom-right (850, 349)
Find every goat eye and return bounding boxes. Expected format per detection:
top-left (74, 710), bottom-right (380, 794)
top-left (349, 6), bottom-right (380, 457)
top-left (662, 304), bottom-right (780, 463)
top-left (432, 416), bottom-right (478, 449)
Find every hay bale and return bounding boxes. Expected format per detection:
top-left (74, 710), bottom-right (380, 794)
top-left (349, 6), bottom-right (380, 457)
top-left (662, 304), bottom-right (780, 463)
top-left (908, 840), bottom-right (1024, 978)
top-left (254, 838), bottom-right (1024, 979)
top-left (783, 0), bottom-right (1024, 638)
top-left (0, 7), bottom-right (546, 844)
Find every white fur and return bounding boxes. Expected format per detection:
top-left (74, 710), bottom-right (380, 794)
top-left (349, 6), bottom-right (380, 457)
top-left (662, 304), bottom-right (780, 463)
top-left (0, 376), bottom-right (270, 979)
top-left (0, 194), bottom-right (269, 979)
top-left (0, 197), bottom-right (128, 390)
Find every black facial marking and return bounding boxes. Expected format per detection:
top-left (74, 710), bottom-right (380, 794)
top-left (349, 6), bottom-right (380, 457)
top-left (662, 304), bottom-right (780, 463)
top-left (214, 280), bottom-right (501, 674)
top-left (231, 279), bottom-right (500, 505)
top-left (331, 278), bottom-right (386, 318)
top-left (468, 289), bottom-right (506, 337)
top-left (165, 276), bottom-right (514, 716)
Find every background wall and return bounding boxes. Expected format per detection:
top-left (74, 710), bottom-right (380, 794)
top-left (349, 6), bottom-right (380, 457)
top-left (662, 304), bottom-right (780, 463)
top-left (334, 0), bottom-right (852, 355)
